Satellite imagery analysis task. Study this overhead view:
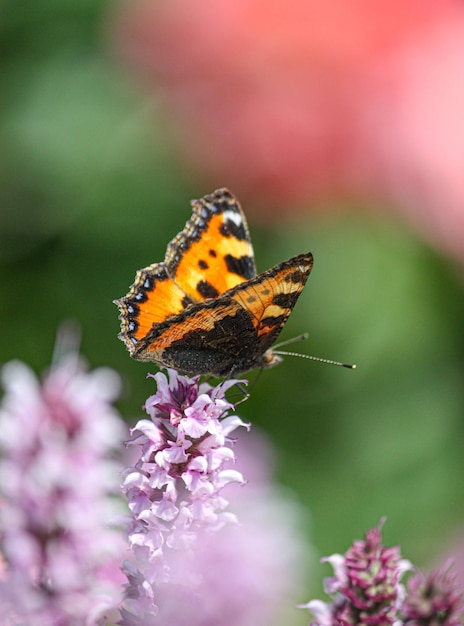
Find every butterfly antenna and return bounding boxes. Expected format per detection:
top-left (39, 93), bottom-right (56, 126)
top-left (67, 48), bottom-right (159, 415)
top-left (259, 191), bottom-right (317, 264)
top-left (273, 333), bottom-right (309, 349)
top-left (273, 350), bottom-right (356, 370)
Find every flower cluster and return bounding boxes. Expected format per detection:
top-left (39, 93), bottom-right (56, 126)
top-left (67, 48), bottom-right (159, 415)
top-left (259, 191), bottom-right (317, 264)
top-left (119, 369), bottom-right (249, 624)
top-left (1, 349), bottom-right (461, 626)
top-left (402, 567), bottom-right (463, 626)
top-left (0, 356), bottom-right (127, 625)
top-left (300, 520), bottom-right (463, 626)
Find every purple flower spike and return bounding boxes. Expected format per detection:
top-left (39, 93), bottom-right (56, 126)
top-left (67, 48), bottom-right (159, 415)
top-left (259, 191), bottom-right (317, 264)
top-left (337, 520), bottom-right (411, 622)
top-left (300, 520), bottom-right (464, 626)
top-left (0, 355), bottom-right (127, 625)
top-left (119, 369), bottom-right (249, 623)
top-left (300, 520), bottom-right (412, 626)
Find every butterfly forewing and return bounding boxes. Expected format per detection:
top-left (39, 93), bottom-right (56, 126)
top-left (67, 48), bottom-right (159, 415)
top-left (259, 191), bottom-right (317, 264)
top-left (230, 253), bottom-right (313, 354)
top-left (165, 188), bottom-right (256, 301)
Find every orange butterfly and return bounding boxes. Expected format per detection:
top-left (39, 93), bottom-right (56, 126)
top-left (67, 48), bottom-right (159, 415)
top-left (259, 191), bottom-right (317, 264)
top-left (115, 188), bottom-right (312, 377)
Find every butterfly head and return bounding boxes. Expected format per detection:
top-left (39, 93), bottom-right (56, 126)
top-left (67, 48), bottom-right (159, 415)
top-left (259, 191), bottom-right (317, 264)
top-left (260, 349), bottom-right (283, 370)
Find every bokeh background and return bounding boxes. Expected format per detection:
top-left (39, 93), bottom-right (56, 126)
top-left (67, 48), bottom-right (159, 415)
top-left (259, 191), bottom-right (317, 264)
top-left (2, 0), bottom-right (464, 621)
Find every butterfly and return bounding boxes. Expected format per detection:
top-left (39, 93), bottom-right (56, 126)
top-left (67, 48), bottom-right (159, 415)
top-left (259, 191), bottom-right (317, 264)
top-left (115, 188), bottom-right (313, 377)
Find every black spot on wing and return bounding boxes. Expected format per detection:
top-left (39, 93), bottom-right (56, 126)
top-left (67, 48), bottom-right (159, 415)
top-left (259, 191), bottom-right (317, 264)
top-left (197, 280), bottom-right (219, 299)
top-left (198, 259), bottom-right (209, 270)
top-left (134, 290), bottom-right (148, 303)
top-left (117, 264), bottom-right (174, 341)
top-left (260, 315), bottom-right (286, 329)
top-left (209, 249), bottom-right (217, 257)
top-left (272, 292), bottom-right (300, 308)
top-left (224, 254), bottom-right (255, 279)
top-left (182, 295), bottom-right (194, 308)
top-left (220, 218), bottom-right (247, 241)
top-left (285, 269), bottom-right (306, 283)
top-left (118, 302), bottom-right (140, 336)
top-left (203, 189), bottom-right (230, 213)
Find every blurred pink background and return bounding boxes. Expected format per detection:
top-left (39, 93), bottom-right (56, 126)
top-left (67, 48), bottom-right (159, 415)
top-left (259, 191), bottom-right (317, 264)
top-left (113, 0), bottom-right (464, 263)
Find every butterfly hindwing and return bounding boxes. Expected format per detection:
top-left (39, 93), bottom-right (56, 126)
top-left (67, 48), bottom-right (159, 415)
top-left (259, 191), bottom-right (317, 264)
top-left (132, 298), bottom-right (251, 375)
top-left (115, 263), bottom-right (192, 354)
top-left (230, 253), bottom-right (313, 355)
top-left (130, 253), bottom-right (313, 376)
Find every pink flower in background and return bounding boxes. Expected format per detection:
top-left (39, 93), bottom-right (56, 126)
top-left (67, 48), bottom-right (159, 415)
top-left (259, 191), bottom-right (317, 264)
top-left (0, 356), bottom-right (127, 625)
top-left (119, 369), bottom-right (307, 624)
top-left (402, 568), bottom-right (463, 626)
top-left (113, 0), bottom-right (464, 263)
top-left (300, 520), bottom-right (464, 626)
top-left (301, 519), bottom-right (411, 625)
top-left (0, 350), bottom-right (308, 625)
top-left (447, 538), bottom-right (464, 600)
top-left (146, 498), bottom-right (307, 626)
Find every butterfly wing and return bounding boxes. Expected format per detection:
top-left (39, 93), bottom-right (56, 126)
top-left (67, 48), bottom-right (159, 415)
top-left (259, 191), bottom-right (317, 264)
top-left (165, 188), bottom-right (256, 300)
top-left (115, 264), bottom-right (190, 354)
top-left (115, 188), bottom-right (256, 355)
top-left (131, 253), bottom-right (313, 376)
top-left (229, 252), bottom-right (313, 359)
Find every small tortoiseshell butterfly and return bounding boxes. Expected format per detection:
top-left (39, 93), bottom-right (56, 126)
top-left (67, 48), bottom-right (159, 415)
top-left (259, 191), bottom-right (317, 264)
top-left (115, 188), bottom-right (313, 377)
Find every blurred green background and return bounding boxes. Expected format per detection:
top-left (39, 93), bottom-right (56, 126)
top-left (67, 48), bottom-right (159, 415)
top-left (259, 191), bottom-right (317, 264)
top-left (2, 0), bottom-right (464, 615)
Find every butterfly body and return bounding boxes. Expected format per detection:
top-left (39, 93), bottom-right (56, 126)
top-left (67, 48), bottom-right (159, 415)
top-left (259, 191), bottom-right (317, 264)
top-left (116, 189), bottom-right (313, 376)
